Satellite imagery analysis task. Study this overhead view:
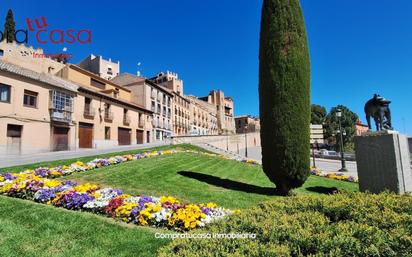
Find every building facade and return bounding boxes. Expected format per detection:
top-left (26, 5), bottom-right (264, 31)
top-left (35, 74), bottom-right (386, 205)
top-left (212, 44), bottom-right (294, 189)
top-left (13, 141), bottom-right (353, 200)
top-left (0, 60), bottom-right (78, 155)
top-left (112, 73), bottom-right (173, 141)
top-left (151, 72), bottom-right (190, 136)
top-left (199, 90), bottom-right (236, 134)
top-left (78, 54), bottom-right (120, 81)
top-left (56, 65), bottom-right (153, 148)
top-left (186, 95), bottom-right (218, 135)
top-left (355, 119), bottom-right (369, 136)
top-left (235, 115), bottom-right (260, 134)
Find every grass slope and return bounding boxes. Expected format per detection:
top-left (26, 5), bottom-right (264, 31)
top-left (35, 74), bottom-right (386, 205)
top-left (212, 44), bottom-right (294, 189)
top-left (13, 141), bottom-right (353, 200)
top-left (0, 144), bottom-right (358, 256)
top-left (63, 152), bottom-right (356, 209)
top-left (0, 196), bottom-right (169, 257)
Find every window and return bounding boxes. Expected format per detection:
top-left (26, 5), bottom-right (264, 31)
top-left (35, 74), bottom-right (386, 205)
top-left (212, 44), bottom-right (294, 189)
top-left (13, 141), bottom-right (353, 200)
top-left (0, 84), bottom-right (11, 103)
top-left (51, 90), bottom-right (73, 112)
top-left (23, 90), bottom-right (38, 108)
top-left (0, 49), bottom-right (4, 57)
top-left (105, 127), bottom-right (111, 140)
top-left (90, 78), bottom-right (105, 89)
top-left (151, 101), bottom-right (155, 111)
top-left (7, 124), bottom-right (22, 137)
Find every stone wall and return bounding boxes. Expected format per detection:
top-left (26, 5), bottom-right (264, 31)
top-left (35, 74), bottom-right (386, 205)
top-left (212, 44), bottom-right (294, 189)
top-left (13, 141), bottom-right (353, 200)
top-left (172, 132), bottom-right (261, 152)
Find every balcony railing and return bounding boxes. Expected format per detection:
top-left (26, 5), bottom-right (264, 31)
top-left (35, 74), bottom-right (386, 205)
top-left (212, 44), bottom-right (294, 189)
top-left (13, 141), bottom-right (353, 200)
top-left (83, 107), bottom-right (95, 119)
top-left (50, 108), bottom-right (73, 123)
top-left (104, 111), bottom-right (114, 122)
top-left (123, 114), bottom-right (131, 126)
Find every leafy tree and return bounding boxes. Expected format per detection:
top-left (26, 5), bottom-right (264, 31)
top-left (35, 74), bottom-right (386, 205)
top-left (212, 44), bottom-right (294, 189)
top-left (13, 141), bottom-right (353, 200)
top-left (259, 0), bottom-right (311, 195)
top-left (324, 105), bottom-right (359, 151)
top-left (3, 9), bottom-right (16, 43)
top-left (311, 104), bottom-right (327, 125)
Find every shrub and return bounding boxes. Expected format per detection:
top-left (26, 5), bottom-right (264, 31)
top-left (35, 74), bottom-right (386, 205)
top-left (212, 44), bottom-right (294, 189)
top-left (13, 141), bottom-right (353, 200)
top-left (159, 192), bottom-right (412, 257)
top-left (259, 0), bottom-right (311, 195)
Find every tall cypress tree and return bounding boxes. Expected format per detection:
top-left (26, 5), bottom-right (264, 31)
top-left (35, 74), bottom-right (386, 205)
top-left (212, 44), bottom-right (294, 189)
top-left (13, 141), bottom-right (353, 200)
top-left (259, 0), bottom-right (311, 195)
top-left (4, 9), bottom-right (16, 43)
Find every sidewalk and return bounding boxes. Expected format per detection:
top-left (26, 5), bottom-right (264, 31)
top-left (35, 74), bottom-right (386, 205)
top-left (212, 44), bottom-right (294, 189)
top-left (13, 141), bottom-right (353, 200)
top-left (0, 142), bottom-right (169, 168)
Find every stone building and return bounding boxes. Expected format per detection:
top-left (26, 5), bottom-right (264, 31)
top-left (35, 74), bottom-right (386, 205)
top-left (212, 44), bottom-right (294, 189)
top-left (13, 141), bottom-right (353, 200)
top-left (199, 90), bottom-right (236, 134)
top-left (78, 54), bottom-right (120, 80)
top-left (151, 72), bottom-right (190, 136)
top-left (235, 115), bottom-right (260, 134)
top-left (112, 73), bottom-right (173, 141)
top-left (186, 95), bottom-right (218, 135)
top-left (0, 59), bottom-right (78, 155)
top-left (56, 65), bottom-right (153, 147)
top-left (355, 119), bottom-right (369, 136)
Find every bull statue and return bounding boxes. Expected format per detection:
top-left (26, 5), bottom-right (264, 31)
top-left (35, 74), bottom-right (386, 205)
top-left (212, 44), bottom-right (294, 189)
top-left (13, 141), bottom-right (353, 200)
top-left (364, 94), bottom-right (393, 131)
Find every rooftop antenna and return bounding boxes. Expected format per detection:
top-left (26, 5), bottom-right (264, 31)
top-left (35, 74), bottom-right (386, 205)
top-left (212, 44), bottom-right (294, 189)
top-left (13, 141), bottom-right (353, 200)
top-left (137, 62), bottom-right (141, 77)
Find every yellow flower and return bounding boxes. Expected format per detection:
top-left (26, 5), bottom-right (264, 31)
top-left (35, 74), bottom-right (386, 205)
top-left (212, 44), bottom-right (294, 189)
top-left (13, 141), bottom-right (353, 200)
top-left (160, 196), bottom-right (180, 204)
top-left (206, 202), bottom-right (217, 209)
top-left (44, 179), bottom-right (61, 188)
top-left (74, 183), bottom-right (98, 193)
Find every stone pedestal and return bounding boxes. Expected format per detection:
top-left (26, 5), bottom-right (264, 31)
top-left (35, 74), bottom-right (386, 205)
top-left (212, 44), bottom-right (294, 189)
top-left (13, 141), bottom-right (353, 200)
top-left (355, 131), bottom-right (412, 194)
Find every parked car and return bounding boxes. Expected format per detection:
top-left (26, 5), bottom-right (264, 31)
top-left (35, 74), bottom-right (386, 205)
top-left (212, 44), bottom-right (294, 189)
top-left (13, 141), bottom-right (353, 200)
top-left (319, 149), bottom-right (339, 157)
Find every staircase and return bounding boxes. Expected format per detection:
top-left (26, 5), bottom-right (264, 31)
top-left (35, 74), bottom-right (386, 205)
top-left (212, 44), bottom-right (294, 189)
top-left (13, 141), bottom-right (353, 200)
top-left (192, 142), bottom-right (245, 160)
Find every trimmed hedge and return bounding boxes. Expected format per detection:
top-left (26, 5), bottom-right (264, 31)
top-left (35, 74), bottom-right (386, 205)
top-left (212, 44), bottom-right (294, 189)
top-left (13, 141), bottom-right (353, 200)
top-left (159, 193), bottom-right (412, 257)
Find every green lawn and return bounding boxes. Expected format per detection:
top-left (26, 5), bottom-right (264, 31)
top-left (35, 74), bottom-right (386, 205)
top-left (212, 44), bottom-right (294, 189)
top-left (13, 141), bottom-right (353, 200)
top-left (0, 196), bottom-right (170, 257)
top-left (0, 144), bottom-right (359, 256)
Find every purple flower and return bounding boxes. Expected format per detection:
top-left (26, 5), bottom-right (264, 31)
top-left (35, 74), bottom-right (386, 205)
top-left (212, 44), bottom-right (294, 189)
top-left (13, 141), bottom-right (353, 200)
top-left (130, 207), bottom-right (139, 217)
top-left (63, 180), bottom-right (77, 187)
top-left (201, 207), bottom-right (211, 215)
top-left (35, 168), bottom-right (50, 177)
top-left (2, 173), bottom-right (16, 180)
top-left (63, 191), bottom-right (94, 209)
top-left (35, 189), bottom-right (56, 202)
top-left (136, 195), bottom-right (153, 211)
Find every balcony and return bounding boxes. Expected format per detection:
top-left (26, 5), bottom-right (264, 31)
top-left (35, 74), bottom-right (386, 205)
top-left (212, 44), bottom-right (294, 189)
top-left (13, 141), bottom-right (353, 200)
top-left (123, 114), bottom-right (131, 126)
top-left (83, 107), bottom-right (95, 119)
top-left (104, 111), bottom-right (114, 122)
top-left (50, 108), bottom-right (72, 123)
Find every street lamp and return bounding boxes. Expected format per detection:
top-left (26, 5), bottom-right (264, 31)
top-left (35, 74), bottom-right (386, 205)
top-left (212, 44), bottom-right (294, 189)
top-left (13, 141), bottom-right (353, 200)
top-left (244, 125), bottom-right (248, 158)
top-left (312, 140), bottom-right (318, 168)
top-left (335, 108), bottom-right (347, 172)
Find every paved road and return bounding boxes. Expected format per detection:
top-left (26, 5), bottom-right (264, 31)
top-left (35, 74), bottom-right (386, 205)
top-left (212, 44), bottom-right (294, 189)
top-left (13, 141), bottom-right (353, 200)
top-left (0, 142), bottom-right (169, 169)
top-left (240, 146), bottom-right (358, 177)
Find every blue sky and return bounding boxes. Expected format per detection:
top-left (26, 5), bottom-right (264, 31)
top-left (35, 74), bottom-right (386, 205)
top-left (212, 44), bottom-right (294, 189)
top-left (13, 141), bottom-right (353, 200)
top-left (1, 0), bottom-right (411, 135)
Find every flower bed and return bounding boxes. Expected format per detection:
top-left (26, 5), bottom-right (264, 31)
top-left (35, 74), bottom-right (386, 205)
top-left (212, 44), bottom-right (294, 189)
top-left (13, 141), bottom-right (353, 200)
top-left (238, 158), bottom-right (358, 183)
top-left (0, 149), bottom-right (237, 231)
top-left (0, 174), bottom-right (234, 231)
top-left (310, 168), bottom-right (358, 183)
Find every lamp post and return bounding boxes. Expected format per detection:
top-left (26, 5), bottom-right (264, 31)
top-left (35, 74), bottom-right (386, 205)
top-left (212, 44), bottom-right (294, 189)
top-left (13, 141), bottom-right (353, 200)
top-left (244, 125), bottom-right (248, 158)
top-left (312, 140), bottom-right (317, 168)
top-left (336, 108), bottom-right (347, 172)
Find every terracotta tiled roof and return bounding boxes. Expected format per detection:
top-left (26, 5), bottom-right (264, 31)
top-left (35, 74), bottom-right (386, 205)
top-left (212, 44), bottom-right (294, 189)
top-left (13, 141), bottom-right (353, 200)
top-left (0, 60), bottom-right (78, 92)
